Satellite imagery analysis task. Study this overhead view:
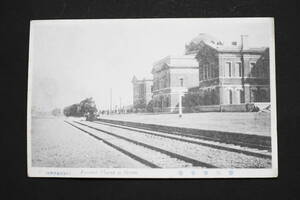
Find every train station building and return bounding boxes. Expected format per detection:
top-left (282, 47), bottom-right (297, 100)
top-left (185, 34), bottom-right (270, 108)
top-left (151, 55), bottom-right (199, 112)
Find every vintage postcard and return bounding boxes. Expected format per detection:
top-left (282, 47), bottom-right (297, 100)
top-left (27, 18), bottom-right (277, 178)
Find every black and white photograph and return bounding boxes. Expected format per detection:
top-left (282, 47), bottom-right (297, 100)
top-left (27, 18), bottom-right (277, 178)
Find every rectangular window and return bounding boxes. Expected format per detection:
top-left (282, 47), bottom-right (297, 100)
top-left (203, 64), bottom-right (209, 80)
top-left (165, 78), bottom-right (168, 88)
top-left (229, 90), bottom-right (233, 104)
top-left (166, 97), bottom-right (170, 107)
top-left (250, 89), bottom-right (258, 102)
top-left (236, 62), bottom-right (242, 77)
top-left (162, 76), bottom-right (167, 88)
top-left (250, 63), bottom-right (256, 77)
top-left (225, 62), bottom-right (231, 77)
top-left (210, 64), bottom-right (214, 78)
top-left (203, 65), bottom-right (206, 80)
top-left (240, 90), bottom-right (245, 103)
top-left (265, 63), bottom-right (269, 78)
top-left (260, 67), bottom-right (264, 78)
top-left (206, 65), bottom-right (210, 79)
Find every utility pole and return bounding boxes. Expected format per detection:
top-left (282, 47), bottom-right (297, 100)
top-left (240, 35), bottom-right (248, 104)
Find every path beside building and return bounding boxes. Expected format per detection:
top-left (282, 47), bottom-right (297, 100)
top-left (99, 112), bottom-right (271, 136)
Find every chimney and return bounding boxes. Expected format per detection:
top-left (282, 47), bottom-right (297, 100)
top-left (241, 35), bottom-right (249, 50)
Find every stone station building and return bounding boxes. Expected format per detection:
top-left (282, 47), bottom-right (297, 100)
top-left (151, 55), bottom-right (199, 112)
top-left (131, 33), bottom-right (271, 113)
top-left (186, 34), bottom-right (270, 107)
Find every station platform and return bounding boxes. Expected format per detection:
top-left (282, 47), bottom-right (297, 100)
top-left (99, 112), bottom-right (271, 137)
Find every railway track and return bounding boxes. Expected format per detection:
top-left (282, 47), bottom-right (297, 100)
top-left (97, 118), bottom-right (271, 151)
top-left (64, 120), bottom-right (271, 168)
top-left (92, 120), bottom-right (271, 159)
top-left (65, 120), bottom-right (217, 168)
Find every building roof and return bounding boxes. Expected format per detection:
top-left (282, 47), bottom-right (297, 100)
top-left (132, 75), bottom-right (153, 84)
top-left (185, 33), bottom-right (223, 54)
top-left (202, 40), bottom-right (268, 53)
top-left (189, 33), bottom-right (223, 46)
top-left (152, 54), bottom-right (198, 73)
top-left (186, 33), bottom-right (268, 54)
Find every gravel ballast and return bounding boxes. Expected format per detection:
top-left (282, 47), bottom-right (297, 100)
top-left (31, 117), bottom-right (147, 168)
top-left (82, 120), bottom-right (271, 168)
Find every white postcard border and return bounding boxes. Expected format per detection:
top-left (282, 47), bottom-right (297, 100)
top-left (27, 17), bottom-right (278, 178)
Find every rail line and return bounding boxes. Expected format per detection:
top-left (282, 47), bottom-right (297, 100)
top-left (65, 120), bottom-right (217, 168)
top-left (92, 120), bottom-right (271, 159)
top-left (97, 118), bottom-right (271, 151)
top-left (65, 121), bottom-right (159, 168)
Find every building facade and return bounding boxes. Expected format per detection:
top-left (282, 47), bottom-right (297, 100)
top-left (151, 55), bottom-right (199, 112)
top-left (186, 35), bottom-right (270, 106)
top-left (131, 76), bottom-right (153, 111)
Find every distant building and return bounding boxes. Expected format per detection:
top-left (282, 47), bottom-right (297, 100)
top-left (151, 55), bottom-right (199, 112)
top-left (131, 76), bottom-right (153, 111)
top-left (186, 34), bottom-right (270, 106)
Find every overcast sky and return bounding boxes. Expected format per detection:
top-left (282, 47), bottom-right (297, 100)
top-left (29, 18), bottom-right (274, 111)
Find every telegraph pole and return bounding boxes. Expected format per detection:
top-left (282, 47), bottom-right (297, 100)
top-left (240, 35), bottom-right (248, 103)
